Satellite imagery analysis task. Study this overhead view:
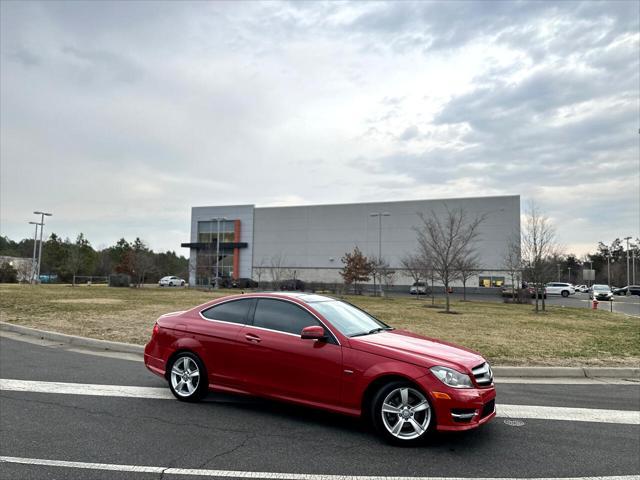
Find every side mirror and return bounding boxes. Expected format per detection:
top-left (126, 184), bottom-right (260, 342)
top-left (301, 325), bottom-right (326, 341)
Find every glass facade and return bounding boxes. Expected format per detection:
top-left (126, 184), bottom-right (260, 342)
top-left (195, 220), bottom-right (236, 286)
top-left (479, 275), bottom-right (505, 287)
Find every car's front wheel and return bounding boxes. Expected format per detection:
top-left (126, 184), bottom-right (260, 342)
top-left (168, 353), bottom-right (208, 402)
top-left (561, 290), bottom-right (569, 297)
top-left (370, 381), bottom-right (434, 445)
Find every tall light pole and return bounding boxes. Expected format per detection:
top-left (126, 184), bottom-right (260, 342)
top-left (606, 251), bottom-right (611, 288)
top-left (370, 212), bottom-right (390, 296)
top-left (633, 249), bottom-right (636, 285)
top-left (624, 236), bottom-right (632, 291)
top-left (33, 211), bottom-right (52, 282)
top-left (28, 221), bottom-right (40, 284)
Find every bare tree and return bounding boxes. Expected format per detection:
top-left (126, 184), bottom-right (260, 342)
top-left (416, 205), bottom-right (486, 313)
top-left (502, 233), bottom-right (522, 301)
top-left (521, 201), bottom-right (559, 312)
top-left (252, 259), bottom-right (268, 289)
top-left (269, 253), bottom-right (291, 289)
top-left (454, 251), bottom-right (481, 301)
top-left (373, 256), bottom-right (396, 293)
top-left (401, 253), bottom-right (424, 299)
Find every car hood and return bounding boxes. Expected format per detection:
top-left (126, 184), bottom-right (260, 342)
top-left (349, 329), bottom-right (485, 372)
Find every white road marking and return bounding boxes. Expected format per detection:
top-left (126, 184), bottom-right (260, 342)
top-left (1, 378), bottom-right (639, 425)
top-left (498, 404), bottom-right (640, 425)
top-left (1, 456), bottom-right (638, 480)
top-left (0, 378), bottom-right (173, 399)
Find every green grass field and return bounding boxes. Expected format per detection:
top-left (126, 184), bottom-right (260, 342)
top-left (0, 284), bottom-right (638, 366)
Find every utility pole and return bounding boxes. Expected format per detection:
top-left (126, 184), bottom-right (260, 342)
top-left (606, 251), bottom-right (611, 288)
top-left (28, 221), bottom-right (40, 284)
top-left (624, 236), bottom-right (632, 293)
top-left (370, 212), bottom-right (390, 296)
top-left (557, 264), bottom-right (561, 281)
top-left (33, 211), bottom-right (52, 282)
top-left (568, 267), bottom-right (572, 284)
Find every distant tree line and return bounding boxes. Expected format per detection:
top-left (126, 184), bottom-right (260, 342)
top-left (0, 234), bottom-right (188, 284)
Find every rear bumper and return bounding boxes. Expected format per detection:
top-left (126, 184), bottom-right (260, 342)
top-left (144, 343), bottom-right (167, 378)
top-left (416, 376), bottom-right (497, 432)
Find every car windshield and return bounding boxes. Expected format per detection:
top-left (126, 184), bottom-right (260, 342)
top-left (593, 285), bottom-right (610, 291)
top-left (309, 300), bottom-right (391, 337)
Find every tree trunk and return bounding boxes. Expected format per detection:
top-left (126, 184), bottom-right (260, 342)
top-left (445, 281), bottom-right (450, 312)
top-left (463, 279), bottom-right (467, 301)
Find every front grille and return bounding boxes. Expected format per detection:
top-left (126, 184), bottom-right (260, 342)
top-left (481, 399), bottom-right (496, 418)
top-left (472, 362), bottom-right (493, 386)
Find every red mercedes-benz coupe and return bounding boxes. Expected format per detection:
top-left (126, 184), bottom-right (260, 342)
top-left (144, 292), bottom-right (496, 444)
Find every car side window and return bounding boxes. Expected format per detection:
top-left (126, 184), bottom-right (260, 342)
top-left (253, 299), bottom-right (321, 336)
top-left (202, 299), bottom-right (252, 324)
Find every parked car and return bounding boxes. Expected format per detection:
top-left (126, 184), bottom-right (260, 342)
top-left (574, 285), bottom-right (589, 293)
top-left (409, 281), bottom-right (428, 294)
top-left (144, 292), bottom-right (496, 444)
top-left (158, 276), bottom-right (185, 287)
top-left (613, 285), bottom-right (640, 296)
top-left (590, 284), bottom-right (613, 301)
top-left (231, 277), bottom-right (258, 289)
top-left (521, 283), bottom-right (547, 299)
top-left (279, 279), bottom-right (305, 291)
top-left (545, 282), bottom-right (575, 297)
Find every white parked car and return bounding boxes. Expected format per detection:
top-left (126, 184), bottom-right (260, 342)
top-left (409, 281), bottom-right (428, 294)
top-left (574, 284), bottom-right (589, 293)
top-left (590, 284), bottom-right (613, 301)
top-left (545, 282), bottom-right (575, 297)
top-left (159, 276), bottom-right (185, 287)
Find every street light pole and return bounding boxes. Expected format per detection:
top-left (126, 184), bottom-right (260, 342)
top-left (33, 211), bottom-right (52, 282)
top-left (556, 264), bottom-right (560, 281)
top-left (624, 236), bottom-right (632, 291)
top-left (369, 212), bottom-right (390, 296)
top-left (606, 252), bottom-right (611, 288)
top-left (28, 221), bottom-right (40, 284)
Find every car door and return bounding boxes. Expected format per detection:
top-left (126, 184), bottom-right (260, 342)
top-left (190, 298), bottom-right (255, 390)
top-left (546, 283), bottom-right (559, 295)
top-left (241, 298), bottom-right (343, 407)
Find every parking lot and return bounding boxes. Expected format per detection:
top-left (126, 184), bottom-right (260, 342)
top-left (1, 332), bottom-right (639, 479)
top-left (396, 291), bottom-right (640, 317)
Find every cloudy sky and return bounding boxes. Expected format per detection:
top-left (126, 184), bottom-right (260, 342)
top-left (1, 0), bottom-right (638, 255)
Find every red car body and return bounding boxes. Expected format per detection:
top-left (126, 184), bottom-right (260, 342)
top-left (144, 292), bottom-right (496, 434)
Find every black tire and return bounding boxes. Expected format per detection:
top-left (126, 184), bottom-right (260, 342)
top-left (167, 352), bottom-right (208, 402)
top-left (180, 281), bottom-right (185, 286)
top-left (369, 381), bottom-right (434, 445)
top-left (561, 290), bottom-right (569, 297)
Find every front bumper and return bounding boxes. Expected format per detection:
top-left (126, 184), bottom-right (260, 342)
top-left (416, 376), bottom-right (496, 431)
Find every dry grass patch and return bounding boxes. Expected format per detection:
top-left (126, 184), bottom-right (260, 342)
top-left (1, 284), bottom-right (638, 366)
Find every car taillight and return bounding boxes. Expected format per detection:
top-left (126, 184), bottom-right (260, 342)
top-left (152, 323), bottom-right (159, 337)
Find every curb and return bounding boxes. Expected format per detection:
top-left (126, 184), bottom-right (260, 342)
top-left (1, 322), bottom-right (638, 379)
top-left (0, 322), bottom-right (144, 355)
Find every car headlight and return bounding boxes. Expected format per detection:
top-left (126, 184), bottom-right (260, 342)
top-left (430, 366), bottom-right (473, 388)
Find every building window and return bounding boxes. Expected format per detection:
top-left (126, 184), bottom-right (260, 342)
top-left (479, 276), bottom-right (505, 287)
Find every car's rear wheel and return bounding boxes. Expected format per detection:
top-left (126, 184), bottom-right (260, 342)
top-left (561, 290), bottom-right (569, 297)
top-left (370, 381), bottom-right (433, 445)
top-left (168, 353), bottom-right (208, 402)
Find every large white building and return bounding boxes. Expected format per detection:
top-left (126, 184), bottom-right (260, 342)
top-left (182, 195), bottom-right (520, 289)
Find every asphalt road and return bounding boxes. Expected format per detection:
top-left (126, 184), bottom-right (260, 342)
top-left (1, 334), bottom-right (639, 480)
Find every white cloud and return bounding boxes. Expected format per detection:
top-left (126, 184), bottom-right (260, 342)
top-left (0, 0), bottom-right (637, 255)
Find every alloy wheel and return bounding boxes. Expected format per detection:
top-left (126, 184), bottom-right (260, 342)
top-left (380, 387), bottom-right (431, 440)
top-left (170, 356), bottom-right (200, 397)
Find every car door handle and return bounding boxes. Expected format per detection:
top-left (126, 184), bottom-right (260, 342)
top-left (245, 333), bottom-right (261, 343)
